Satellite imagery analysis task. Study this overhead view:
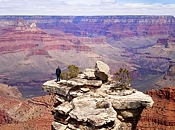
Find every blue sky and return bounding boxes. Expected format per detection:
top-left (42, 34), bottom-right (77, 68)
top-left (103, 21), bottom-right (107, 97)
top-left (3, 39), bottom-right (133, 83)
top-left (118, 0), bottom-right (175, 4)
top-left (0, 0), bottom-right (175, 16)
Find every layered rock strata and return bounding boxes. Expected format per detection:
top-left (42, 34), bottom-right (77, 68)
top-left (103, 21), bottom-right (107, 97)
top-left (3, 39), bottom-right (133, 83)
top-left (42, 61), bottom-right (154, 130)
top-left (137, 87), bottom-right (175, 130)
top-left (0, 83), bottom-right (54, 130)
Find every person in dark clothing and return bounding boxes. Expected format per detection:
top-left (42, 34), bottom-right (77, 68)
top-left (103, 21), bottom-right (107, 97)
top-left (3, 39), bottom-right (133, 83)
top-left (56, 66), bottom-right (61, 82)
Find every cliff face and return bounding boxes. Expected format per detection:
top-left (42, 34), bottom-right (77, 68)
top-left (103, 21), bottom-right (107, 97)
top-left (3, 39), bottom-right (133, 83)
top-left (0, 83), bottom-right (54, 130)
top-left (2, 15), bottom-right (173, 38)
top-left (136, 63), bottom-right (175, 129)
top-left (42, 61), bottom-right (154, 130)
top-left (1, 16), bottom-right (175, 42)
top-left (137, 87), bottom-right (175, 130)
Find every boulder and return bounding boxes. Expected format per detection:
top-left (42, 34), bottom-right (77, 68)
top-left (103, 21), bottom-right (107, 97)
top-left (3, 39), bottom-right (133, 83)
top-left (42, 80), bottom-right (72, 97)
top-left (94, 61), bottom-right (110, 81)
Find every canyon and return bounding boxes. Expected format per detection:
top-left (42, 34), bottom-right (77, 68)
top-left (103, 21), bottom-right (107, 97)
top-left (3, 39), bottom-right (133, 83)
top-left (0, 15), bottom-right (175, 96)
top-left (0, 83), bottom-right (54, 130)
top-left (1, 15), bottom-right (175, 129)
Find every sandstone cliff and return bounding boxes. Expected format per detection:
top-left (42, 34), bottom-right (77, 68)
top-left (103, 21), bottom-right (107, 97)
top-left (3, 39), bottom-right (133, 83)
top-left (42, 61), bottom-right (154, 130)
top-left (137, 64), bottom-right (175, 129)
top-left (137, 87), bottom-right (175, 130)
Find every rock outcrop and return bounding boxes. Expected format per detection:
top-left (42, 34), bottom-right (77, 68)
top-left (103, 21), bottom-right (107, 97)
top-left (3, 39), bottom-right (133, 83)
top-left (95, 61), bottom-right (110, 82)
top-left (137, 87), bottom-right (175, 130)
top-left (42, 61), bottom-right (154, 130)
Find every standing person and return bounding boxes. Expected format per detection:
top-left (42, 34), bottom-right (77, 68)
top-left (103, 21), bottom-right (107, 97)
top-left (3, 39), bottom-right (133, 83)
top-left (56, 66), bottom-right (61, 82)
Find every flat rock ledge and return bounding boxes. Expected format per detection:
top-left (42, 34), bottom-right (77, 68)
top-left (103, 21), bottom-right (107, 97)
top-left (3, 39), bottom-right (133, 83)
top-left (42, 61), bottom-right (154, 130)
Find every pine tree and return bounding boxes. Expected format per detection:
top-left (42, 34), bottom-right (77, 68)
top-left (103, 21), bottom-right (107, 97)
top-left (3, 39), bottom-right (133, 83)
top-left (114, 68), bottom-right (132, 90)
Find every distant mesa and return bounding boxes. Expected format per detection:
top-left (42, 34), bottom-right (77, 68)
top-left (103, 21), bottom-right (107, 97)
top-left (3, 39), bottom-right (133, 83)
top-left (30, 22), bottom-right (37, 28)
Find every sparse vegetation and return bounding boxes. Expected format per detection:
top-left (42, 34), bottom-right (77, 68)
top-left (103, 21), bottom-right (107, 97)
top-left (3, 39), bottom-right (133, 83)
top-left (61, 64), bottom-right (79, 80)
top-left (114, 68), bottom-right (132, 90)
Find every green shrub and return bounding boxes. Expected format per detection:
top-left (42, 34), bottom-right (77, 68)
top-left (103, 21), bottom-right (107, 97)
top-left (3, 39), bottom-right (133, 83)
top-left (68, 64), bottom-right (79, 79)
top-left (60, 64), bottom-right (79, 80)
top-left (114, 68), bottom-right (132, 90)
top-left (60, 72), bottom-right (69, 80)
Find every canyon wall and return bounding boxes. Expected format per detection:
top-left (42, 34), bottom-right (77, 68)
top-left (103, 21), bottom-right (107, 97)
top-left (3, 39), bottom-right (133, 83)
top-left (137, 87), bottom-right (175, 130)
top-left (1, 15), bottom-right (175, 38)
top-left (0, 83), bottom-right (54, 130)
top-left (137, 64), bottom-right (175, 129)
top-left (1, 15), bottom-right (175, 97)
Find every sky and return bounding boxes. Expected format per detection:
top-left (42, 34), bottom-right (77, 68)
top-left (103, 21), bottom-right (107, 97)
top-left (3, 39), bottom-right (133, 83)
top-left (0, 0), bottom-right (175, 16)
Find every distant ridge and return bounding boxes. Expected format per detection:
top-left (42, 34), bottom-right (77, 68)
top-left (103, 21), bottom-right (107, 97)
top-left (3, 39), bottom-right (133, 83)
top-left (0, 15), bottom-right (175, 96)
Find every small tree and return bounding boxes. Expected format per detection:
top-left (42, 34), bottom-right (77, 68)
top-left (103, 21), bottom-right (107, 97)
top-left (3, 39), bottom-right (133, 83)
top-left (68, 64), bottom-right (79, 79)
top-left (114, 68), bottom-right (132, 90)
top-left (60, 64), bottom-right (79, 80)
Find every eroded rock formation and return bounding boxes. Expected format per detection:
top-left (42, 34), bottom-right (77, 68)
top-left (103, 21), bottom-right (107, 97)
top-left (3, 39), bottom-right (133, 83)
top-left (137, 87), bottom-right (175, 130)
top-left (42, 61), bottom-right (154, 130)
top-left (0, 83), bottom-right (54, 130)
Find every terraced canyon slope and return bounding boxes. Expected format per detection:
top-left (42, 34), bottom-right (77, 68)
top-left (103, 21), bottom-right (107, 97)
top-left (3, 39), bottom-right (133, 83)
top-left (0, 15), bottom-right (175, 96)
top-left (0, 83), bottom-right (54, 130)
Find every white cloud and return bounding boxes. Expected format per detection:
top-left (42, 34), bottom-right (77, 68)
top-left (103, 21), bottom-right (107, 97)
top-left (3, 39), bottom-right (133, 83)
top-left (0, 0), bottom-right (175, 16)
top-left (101, 0), bottom-right (116, 3)
top-left (65, 0), bottom-right (100, 5)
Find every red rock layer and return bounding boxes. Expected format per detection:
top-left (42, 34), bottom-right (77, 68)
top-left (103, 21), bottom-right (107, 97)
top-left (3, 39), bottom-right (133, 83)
top-left (0, 84), bottom-right (54, 130)
top-left (137, 87), bottom-right (175, 130)
top-left (0, 20), bottom-right (94, 54)
top-left (0, 110), bottom-right (14, 124)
